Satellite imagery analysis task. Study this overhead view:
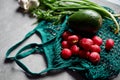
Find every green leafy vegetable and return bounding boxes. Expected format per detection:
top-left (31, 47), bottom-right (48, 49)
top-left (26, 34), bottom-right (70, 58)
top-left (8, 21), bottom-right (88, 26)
top-left (29, 0), bottom-right (120, 34)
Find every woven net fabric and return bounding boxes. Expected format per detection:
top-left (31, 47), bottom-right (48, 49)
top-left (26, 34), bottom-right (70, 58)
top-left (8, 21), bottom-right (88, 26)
top-left (6, 7), bottom-right (120, 80)
top-left (37, 8), bottom-right (120, 80)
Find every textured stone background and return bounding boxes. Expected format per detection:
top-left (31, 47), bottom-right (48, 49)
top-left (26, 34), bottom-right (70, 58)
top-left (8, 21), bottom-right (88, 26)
top-left (0, 0), bottom-right (120, 80)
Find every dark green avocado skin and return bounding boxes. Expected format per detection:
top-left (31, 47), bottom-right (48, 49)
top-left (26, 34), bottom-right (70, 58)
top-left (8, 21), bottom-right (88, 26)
top-left (68, 9), bottom-right (102, 34)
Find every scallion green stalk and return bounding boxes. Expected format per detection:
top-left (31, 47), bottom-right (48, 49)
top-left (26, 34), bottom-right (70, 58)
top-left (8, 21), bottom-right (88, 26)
top-left (31, 0), bottom-right (120, 33)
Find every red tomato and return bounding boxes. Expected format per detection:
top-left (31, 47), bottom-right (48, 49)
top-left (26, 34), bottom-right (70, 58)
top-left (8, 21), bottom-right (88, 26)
top-left (70, 45), bottom-right (79, 55)
top-left (61, 41), bottom-right (70, 48)
top-left (62, 31), bottom-right (72, 40)
top-left (92, 36), bottom-right (103, 46)
top-left (88, 52), bottom-right (100, 63)
top-left (90, 44), bottom-right (101, 53)
top-left (80, 38), bottom-right (93, 50)
top-left (105, 39), bottom-right (114, 50)
top-left (79, 50), bottom-right (90, 59)
top-left (67, 35), bottom-right (79, 45)
top-left (86, 51), bottom-right (91, 59)
top-left (61, 48), bottom-right (72, 59)
top-left (79, 50), bottom-right (86, 58)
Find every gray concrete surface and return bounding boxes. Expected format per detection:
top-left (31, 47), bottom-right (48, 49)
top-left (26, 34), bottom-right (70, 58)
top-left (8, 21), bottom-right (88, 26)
top-left (0, 0), bottom-right (120, 80)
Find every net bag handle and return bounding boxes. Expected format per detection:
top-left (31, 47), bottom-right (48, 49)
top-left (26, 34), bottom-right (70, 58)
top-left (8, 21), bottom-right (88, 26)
top-left (5, 21), bottom-right (46, 60)
top-left (5, 21), bottom-right (57, 75)
top-left (5, 29), bottom-right (36, 61)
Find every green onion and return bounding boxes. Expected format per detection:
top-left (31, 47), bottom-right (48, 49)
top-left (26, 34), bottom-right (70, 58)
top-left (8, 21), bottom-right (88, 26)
top-left (30, 0), bottom-right (120, 33)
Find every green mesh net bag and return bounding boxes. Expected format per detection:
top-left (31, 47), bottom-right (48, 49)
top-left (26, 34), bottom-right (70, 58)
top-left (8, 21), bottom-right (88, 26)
top-left (5, 7), bottom-right (120, 80)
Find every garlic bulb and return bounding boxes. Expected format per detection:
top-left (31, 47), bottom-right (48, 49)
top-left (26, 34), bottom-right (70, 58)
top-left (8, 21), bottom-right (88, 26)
top-left (29, 0), bottom-right (40, 8)
top-left (18, 0), bottom-right (40, 10)
top-left (18, 0), bottom-right (29, 10)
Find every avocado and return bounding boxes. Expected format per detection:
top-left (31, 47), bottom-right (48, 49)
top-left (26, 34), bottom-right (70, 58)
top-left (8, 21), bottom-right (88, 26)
top-left (67, 9), bottom-right (102, 34)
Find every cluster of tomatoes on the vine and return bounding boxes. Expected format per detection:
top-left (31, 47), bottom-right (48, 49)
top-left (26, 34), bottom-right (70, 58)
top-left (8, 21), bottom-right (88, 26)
top-left (61, 31), bottom-right (114, 64)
